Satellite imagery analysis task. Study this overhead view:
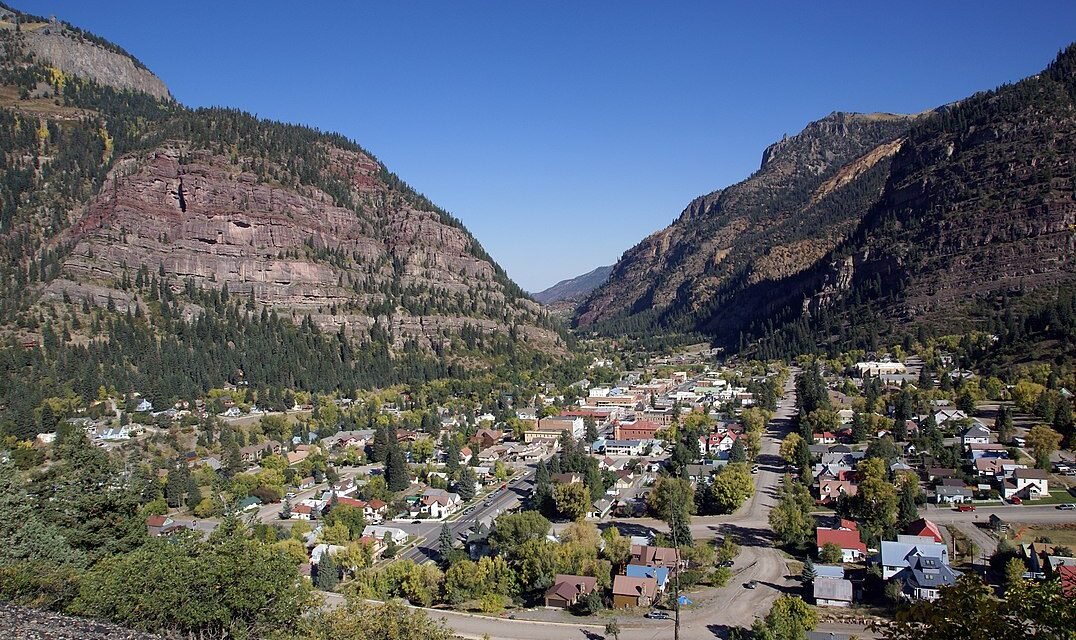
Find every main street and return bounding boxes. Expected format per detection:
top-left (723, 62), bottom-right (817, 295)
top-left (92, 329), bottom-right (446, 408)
top-left (362, 369), bottom-right (825, 640)
top-left (398, 465), bottom-right (537, 564)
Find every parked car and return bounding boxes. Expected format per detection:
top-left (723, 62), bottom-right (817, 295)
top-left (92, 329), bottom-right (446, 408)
top-left (1056, 504), bottom-right (1076, 511)
top-left (743, 580), bottom-right (758, 589)
top-left (751, 465), bottom-right (760, 475)
top-left (1010, 496), bottom-right (1023, 505)
top-left (411, 519), bottom-right (421, 524)
top-left (956, 505), bottom-right (976, 512)
top-left (645, 611), bottom-right (671, 620)
top-left (720, 560), bottom-right (734, 567)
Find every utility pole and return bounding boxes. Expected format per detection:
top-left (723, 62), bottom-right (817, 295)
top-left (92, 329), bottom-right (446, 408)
top-left (671, 515), bottom-right (681, 640)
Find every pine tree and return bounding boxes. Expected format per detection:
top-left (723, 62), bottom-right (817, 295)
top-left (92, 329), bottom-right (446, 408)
top-left (456, 466), bottom-right (476, 501)
top-left (280, 497), bottom-right (292, 520)
top-left (801, 557), bottom-right (816, 581)
top-left (897, 480), bottom-right (918, 530)
top-left (316, 552), bottom-right (339, 590)
top-left (730, 439), bottom-right (747, 463)
top-left (371, 427), bottom-right (390, 463)
top-left (386, 447), bottom-right (410, 492)
top-left (438, 523), bottom-right (454, 564)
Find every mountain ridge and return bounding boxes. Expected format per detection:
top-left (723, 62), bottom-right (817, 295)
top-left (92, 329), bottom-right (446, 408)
top-left (576, 45), bottom-right (1076, 357)
top-left (532, 265), bottom-right (613, 305)
top-left (0, 1), bottom-right (565, 382)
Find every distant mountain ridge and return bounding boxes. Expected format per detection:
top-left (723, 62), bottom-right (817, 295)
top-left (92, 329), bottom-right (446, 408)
top-left (532, 265), bottom-right (613, 305)
top-left (575, 45), bottom-right (1076, 356)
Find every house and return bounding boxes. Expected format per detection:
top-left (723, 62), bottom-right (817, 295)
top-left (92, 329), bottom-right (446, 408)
top-left (961, 424), bottom-right (992, 448)
top-left (625, 564), bottom-right (671, 592)
top-left (299, 476), bottom-right (316, 490)
top-left (925, 468), bottom-right (959, 482)
top-left (291, 504), bottom-right (315, 520)
top-left (362, 525), bottom-right (408, 545)
top-left (892, 554), bottom-right (961, 601)
top-left (146, 515), bottom-right (182, 537)
top-left (136, 398), bottom-right (153, 413)
top-left (544, 574), bottom-right (598, 608)
top-left (629, 544), bottom-right (682, 569)
top-left (813, 432), bottom-right (837, 445)
top-left (816, 525), bottom-right (867, 563)
top-left (818, 479), bottom-right (858, 505)
top-left (552, 472), bottom-right (583, 485)
top-left (974, 457), bottom-right (1011, 478)
top-left (968, 443), bottom-right (1008, 460)
top-left (1003, 467), bottom-right (1050, 500)
top-left (878, 540), bottom-right (950, 580)
top-left (237, 496), bottom-right (262, 511)
top-left (612, 574), bottom-right (658, 608)
top-left (814, 576), bottom-right (854, 607)
top-left (287, 450), bottom-right (310, 466)
top-left (604, 440), bottom-right (643, 457)
top-left (935, 484), bottom-right (973, 504)
top-left (588, 498), bottom-right (614, 520)
top-left (420, 488), bottom-right (461, 518)
top-left (905, 518), bottom-right (944, 544)
top-left (473, 428), bottom-right (504, 449)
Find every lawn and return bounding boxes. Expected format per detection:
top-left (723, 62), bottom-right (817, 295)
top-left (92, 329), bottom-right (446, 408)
top-left (1010, 524), bottom-right (1076, 548)
top-left (1027, 489), bottom-right (1075, 505)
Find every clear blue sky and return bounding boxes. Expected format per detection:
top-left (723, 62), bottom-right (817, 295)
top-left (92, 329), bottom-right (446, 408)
top-left (17, 1), bottom-right (1076, 291)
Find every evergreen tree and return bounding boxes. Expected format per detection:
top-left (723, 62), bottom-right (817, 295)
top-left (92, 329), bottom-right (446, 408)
top-left (316, 552), bottom-right (339, 590)
top-left (280, 496), bottom-right (292, 520)
top-left (583, 416), bottom-right (598, 443)
top-left (801, 557), bottom-right (816, 581)
top-left (456, 466), bottom-right (477, 501)
top-left (730, 439), bottom-right (747, 463)
top-left (897, 480), bottom-right (918, 530)
top-left (371, 427), bottom-right (390, 463)
top-left (385, 447), bottom-right (410, 492)
top-left (438, 523), bottom-right (454, 564)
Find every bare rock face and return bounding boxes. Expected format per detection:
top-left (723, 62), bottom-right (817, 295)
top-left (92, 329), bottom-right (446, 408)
top-left (19, 18), bottom-right (171, 100)
top-left (574, 112), bottom-right (916, 330)
top-left (46, 144), bottom-right (559, 351)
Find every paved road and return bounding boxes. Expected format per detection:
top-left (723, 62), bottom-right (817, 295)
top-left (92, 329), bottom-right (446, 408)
top-left (922, 503), bottom-right (1076, 525)
top-left (398, 466), bottom-right (537, 564)
top-left (324, 371), bottom-right (878, 639)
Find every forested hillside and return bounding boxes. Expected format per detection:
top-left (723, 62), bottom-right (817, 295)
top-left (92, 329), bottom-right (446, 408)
top-left (0, 3), bottom-right (567, 439)
top-left (577, 44), bottom-right (1076, 364)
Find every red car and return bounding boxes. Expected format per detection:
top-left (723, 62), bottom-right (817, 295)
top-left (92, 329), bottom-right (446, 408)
top-left (956, 505), bottom-right (976, 512)
top-left (1010, 496), bottom-right (1023, 505)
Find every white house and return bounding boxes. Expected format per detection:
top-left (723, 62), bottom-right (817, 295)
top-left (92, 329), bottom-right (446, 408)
top-left (363, 525), bottom-right (408, 545)
top-left (961, 424), bottom-right (992, 448)
top-left (1003, 468), bottom-right (1050, 500)
top-left (419, 488), bottom-right (461, 519)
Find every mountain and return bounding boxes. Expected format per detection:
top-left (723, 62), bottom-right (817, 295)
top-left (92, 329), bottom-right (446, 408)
top-left (0, 3), bottom-right (563, 404)
top-left (575, 111), bottom-right (918, 334)
top-left (532, 265), bottom-right (612, 305)
top-left (577, 44), bottom-right (1076, 356)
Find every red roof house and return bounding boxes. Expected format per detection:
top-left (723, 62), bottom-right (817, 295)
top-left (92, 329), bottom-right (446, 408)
top-left (816, 527), bottom-right (867, 562)
top-left (905, 518), bottom-right (944, 543)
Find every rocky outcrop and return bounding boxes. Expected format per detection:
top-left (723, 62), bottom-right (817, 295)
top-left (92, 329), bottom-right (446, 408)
top-left (579, 44), bottom-right (1076, 350)
top-left (45, 143), bottom-right (560, 352)
top-left (0, 9), bottom-right (171, 100)
top-left (574, 112), bottom-right (917, 331)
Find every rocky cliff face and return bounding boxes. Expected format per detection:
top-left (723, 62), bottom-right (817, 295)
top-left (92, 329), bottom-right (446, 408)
top-left (580, 45), bottom-right (1076, 352)
top-left (574, 111), bottom-right (917, 333)
top-left (0, 3), bottom-right (561, 358)
top-left (0, 6), bottom-right (170, 100)
top-left (45, 143), bottom-right (559, 350)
